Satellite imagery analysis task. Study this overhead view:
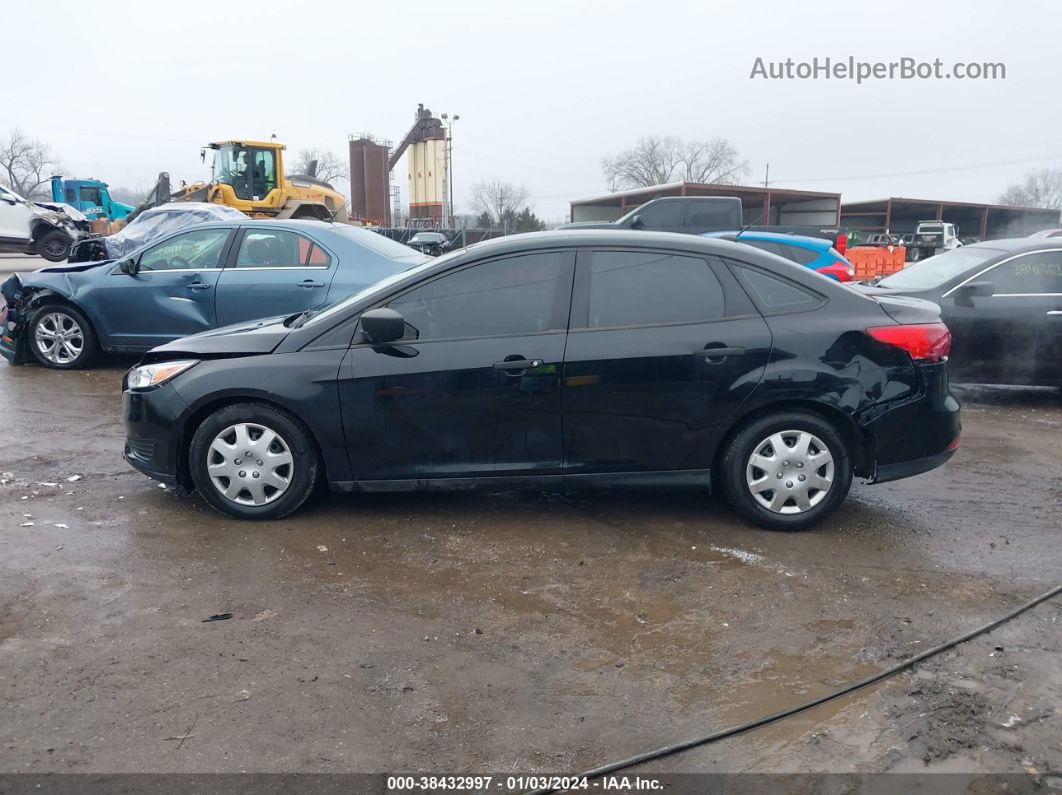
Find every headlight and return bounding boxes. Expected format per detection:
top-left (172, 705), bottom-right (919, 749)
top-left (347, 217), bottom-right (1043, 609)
top-left (128, 359), bottom-right (198, 390)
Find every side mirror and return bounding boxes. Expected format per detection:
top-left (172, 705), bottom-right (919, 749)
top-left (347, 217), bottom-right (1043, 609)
top-left (117, 258), bottom-right (139, 275)
top-left (629, 214), bottom-right (644, 230)
top-left (953, 280), bottom-right (993, 306)
top-left (360, 307), bottom-right (406, 344)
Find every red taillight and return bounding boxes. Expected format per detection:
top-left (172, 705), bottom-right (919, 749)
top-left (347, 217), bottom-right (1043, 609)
top-left (866, 323), bottom-right (952, 361)
top-left (947, 436), bottom-right (960, 451)
top-left (835, 233), bottom-right (848, 256)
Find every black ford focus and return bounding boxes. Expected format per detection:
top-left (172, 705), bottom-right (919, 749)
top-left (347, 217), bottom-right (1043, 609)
top-left (122, 230), bottom-right (960, 531)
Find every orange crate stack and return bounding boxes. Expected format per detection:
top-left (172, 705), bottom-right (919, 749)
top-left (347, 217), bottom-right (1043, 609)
top-left (847, 246), bottom-right (907, 280)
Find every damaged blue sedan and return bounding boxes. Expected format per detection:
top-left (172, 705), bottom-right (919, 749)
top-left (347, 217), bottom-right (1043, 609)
top-left (1, 218), bottom-right (426, 369)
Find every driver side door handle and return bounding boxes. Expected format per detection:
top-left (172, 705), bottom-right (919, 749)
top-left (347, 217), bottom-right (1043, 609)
top-left (298, 279), bottom-right (326, 288)
top-left (699, 345), bottom-right (746, 361)
top-left (494, 358), bottom-right (543, 372)
top-left (186, 281), bottom-right (212, 290)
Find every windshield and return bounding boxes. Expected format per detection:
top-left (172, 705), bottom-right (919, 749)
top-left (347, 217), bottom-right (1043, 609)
top-left (877, 246), bottom-right (1004, 290)
top-left (212, 145), bottom-right (276, 200)
top-left (301, 256), bottom-right (444, 327)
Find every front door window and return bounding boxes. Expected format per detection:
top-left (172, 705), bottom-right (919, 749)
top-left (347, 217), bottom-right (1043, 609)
top-left (138, 228), bottom-right (231, 271)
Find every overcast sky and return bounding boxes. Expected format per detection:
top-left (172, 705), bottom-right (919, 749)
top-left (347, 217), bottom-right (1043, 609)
top-left (5, 0), bottom-right (1060, 220)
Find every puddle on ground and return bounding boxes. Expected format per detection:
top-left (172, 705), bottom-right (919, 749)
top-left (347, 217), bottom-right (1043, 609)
top-left (672, 649), bottom-right (883, 742)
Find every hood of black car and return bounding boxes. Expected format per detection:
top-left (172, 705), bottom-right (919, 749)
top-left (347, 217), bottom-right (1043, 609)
top-left (144, 316), bottom-right (291, 360)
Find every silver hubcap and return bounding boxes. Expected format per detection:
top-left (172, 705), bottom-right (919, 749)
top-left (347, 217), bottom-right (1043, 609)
top-left (746, 430), bottom-right (834, 514)
top-left (34, 312), bottom-right (84, 364)
top-left (207, 423), bottom-right (294, 506)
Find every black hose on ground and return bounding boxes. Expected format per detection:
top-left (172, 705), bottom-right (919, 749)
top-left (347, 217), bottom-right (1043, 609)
top-left (531, 581), bottom-right (1062, 794)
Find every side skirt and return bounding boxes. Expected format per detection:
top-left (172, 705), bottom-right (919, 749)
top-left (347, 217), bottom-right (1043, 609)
top-left (330, 469), bottom-right (712, 494)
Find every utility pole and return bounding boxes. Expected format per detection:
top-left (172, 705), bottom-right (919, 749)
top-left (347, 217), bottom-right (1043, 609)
top-left (764, 162), bottom-right (770, 188)
top-left (441, 113), bottom-right (459, 227)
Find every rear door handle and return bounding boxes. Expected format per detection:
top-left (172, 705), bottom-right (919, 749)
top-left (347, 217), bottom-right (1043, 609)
top-left (494, 358), bottom-right (543, 372)
top-left (1047, 310), bottom-right (1062, 317)
top-left (700, 345), bottom-right (746, 360)
top-left (187, 281), bottom-right (212, 290)
top-left (298, 279), bottom-right (325, 288)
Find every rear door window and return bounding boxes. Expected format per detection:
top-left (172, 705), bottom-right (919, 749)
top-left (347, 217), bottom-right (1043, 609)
top-left (585, 250), bottom-right (725, 328)
top-left (233, 229), bottom-right (330, 268)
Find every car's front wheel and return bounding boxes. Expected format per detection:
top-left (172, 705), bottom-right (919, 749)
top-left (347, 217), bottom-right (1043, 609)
top-left (718, 411), bottom-right (852, 531)
top-left (28, 303), bottom-right (97, 369)
top-left (189, 402), bottom-right (319, 520)
top-left (37, 230), bottom-right (73, 262)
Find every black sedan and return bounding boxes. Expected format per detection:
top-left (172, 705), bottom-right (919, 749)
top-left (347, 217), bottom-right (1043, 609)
top-left (858, 239), bottom-right (1062, 386)
top-left (122, 230), bottom-right (960, 531)
top-left (406, 231), bottom-right (451, 257)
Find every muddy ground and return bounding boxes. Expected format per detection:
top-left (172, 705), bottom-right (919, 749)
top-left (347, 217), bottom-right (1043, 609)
top-left (0, 360), bottom-right (1059, 782)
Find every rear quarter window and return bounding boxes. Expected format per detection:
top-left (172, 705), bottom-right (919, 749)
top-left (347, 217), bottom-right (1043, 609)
top-left (728, 261), bottom-right (824, 313)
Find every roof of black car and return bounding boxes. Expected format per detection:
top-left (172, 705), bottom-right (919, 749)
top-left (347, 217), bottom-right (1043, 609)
top-left (462, 229), bottom-right (750, 256)
top-left (964, 237), bottom-right (1062, 252)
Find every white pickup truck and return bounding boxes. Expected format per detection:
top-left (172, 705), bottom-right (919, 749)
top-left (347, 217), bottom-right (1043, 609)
top-left (906, 220), bottom-right (962, 262)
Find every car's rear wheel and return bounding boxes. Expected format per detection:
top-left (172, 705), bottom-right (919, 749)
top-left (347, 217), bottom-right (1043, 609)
top-left (28, 303), bottom-right (97, 369)
top-left (189, 402), bottom-right (319, 520)
top-left (718, 411), bottom-right (852, 531)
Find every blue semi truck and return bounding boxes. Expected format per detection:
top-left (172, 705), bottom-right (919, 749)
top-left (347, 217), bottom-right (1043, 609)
top-left (50, 176), bottom-right (134, 221)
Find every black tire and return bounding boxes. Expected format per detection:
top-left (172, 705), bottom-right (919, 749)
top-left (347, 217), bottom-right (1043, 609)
top-left (36, 230), bottom-right (72, 262)
top-left (189, 402), bottom-right (319, 520)
top-left (27, 303), bottom-right (98, 369)
top-left (717, 410), bottom-right (852, 531)
top-left (906, 247), bottom-right (922, 263)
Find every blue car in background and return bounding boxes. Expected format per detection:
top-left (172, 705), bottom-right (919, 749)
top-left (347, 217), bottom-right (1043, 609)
top-left (0, 219), bottom-right (427, 369)
top-left (703, 230), bottom-right (854, 282)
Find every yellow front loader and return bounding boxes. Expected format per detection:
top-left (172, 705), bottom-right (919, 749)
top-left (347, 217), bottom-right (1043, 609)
top-left (173, 140), bottom-right (348, 221)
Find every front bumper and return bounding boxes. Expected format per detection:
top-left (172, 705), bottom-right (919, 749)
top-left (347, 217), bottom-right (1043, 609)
top-left (864, 359), bottom-right (961, 484)
top-left (0, 327), bottom-right (19, 363)
top-left (0, 277), bottom-right (26, 364)
top-left (122, 376), bottom-right (190, 487)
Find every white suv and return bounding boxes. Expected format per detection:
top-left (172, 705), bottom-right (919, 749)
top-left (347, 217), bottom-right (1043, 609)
top-left (0, 184), bottom-right (84, 262)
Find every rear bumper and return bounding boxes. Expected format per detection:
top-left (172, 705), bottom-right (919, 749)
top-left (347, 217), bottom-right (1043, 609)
top-left (864, 359), bottom-right (961, 484)
top-left (873, 445), bottom-right (957, 484)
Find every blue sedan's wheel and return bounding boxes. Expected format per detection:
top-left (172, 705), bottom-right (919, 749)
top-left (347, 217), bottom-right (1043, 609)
top-left (29, 304), bottom-right (97, 369)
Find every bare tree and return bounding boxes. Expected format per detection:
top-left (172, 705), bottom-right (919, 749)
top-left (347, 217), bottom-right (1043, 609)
top-left (470, 178), bottom-right (530, 226)
top-left (602, 135), bottom-right (749, 190)
top-left (0, 128), bottom-right (63, 199)
top-left (290, 148), bottom-right (347, 187)
top-left (998, 167), bottom-right (1062, 210)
